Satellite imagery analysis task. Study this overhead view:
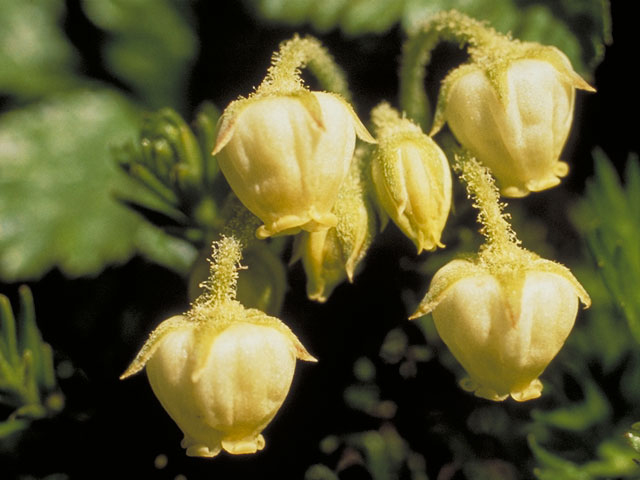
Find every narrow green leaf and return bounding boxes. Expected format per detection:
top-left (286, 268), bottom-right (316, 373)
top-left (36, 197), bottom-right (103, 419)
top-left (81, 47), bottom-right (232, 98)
top-left (0, 417), bottom-right (30, 439)
top-left (21, 350), bottom-right (40, 406)
top-left (40, 342), bottom-right (57, 392)
top-left (17, 286), bottom-right (45, 389)
top-left (528, 435), bottom-right (588, 480)
top-left (0, 295), bottom-right (19, 368)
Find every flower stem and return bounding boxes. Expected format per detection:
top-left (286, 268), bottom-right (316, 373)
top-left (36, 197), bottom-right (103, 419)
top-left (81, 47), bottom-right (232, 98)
top-left (400, 10), bottom-right (509, 130)
top-left (454, 150), bottom-right (521, 259)
top-left (257, 34), bottom-right (352, 101)
top-left (199, 236), bottom-right (243, 305)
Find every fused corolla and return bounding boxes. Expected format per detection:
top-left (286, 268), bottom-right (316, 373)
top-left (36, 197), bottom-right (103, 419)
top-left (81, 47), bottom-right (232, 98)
top-left (411, 255), bottom-right (590, 401)
top-left (121, 237), bottom-right (315, 457)
top-left (433, 43), bottom-right (594, 197)
top-left (213, 89), bottom-right (374, 239)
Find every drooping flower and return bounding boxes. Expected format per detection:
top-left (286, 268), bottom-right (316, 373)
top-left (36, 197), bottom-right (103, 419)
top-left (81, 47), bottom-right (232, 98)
top-left (411, 255), bottom-right (590, 401)
top-left (411, 154), bottom-right (590, 401)
top-left (121, 237), bottom-right (315, 456)
top-left (431, 25), bottom-right (594, 197)
top-left (212, 36), bottom-right (374, 239)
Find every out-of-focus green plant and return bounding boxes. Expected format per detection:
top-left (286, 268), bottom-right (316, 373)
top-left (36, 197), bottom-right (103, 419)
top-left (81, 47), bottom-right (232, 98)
top-left (626, 422), bottom-right (640, 460)
top-left (0, 286), bottom-right (63, 439)
top-left (520, 151), bottom-right (640, 479)
top-left (573, 150), bottom-right (640, 344)
top-left (0, 90), bottom-right (194, 281)
top-left (244, 0), bottom-right (610, 75)
top-left (0, 0), bottom-right (79, 98)
top-left (80, 0), bottom-right (198, 110)
top-left (113, 103), bottom-right (229, 247)
top-left (0, 0), bottom-right (201, 281)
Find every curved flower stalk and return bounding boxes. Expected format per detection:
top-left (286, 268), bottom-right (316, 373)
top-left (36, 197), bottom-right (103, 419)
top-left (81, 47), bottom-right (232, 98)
top-left (121, 236), bottom-right (315, 457)
top-left (370, 102), bottom-right (452, 253)
top-left (402, 10), bottom-right (594, 197)
top-left (293, 146), bottom-right (377, 302)
top-left (212, 35), bottom-right (375, 239)
top-left (411, 152), bottom-right (590, 401)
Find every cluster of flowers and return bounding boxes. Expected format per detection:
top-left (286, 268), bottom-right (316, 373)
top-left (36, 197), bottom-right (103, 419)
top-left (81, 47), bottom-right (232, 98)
top-left (122, 11), bottom-right (593, 458)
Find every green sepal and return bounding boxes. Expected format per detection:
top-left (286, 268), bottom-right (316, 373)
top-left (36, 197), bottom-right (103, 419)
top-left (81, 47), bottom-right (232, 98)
top-left (410, 256), bottom-right (484, 319)
top-left (120, 315), bottom-right (191, 379)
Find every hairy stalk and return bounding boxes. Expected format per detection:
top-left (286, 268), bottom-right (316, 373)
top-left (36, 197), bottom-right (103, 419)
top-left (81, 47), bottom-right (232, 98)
top-left (194, 236), bottom-right (243, 307)
top-left (400, 10), bottom-right (510, 130)
top-left (453, 151), bottom-right (522, 264)
top-left (257, 34), bottom-right (352, 100)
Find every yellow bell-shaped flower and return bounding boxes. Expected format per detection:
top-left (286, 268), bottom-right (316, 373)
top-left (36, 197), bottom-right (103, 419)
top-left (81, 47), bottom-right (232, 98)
top-left (121, 237), bottom-right (315, 457)
top-left (411, 153), bottom-right (591, 401)
top-left (212, 35), bottom-right (374, 239)
top-left (371, 103), bottom-right (451, 252)
top-left (412, 257), bottom-right (590, 401)
top-left (424, 14), bottom-right (594, 197)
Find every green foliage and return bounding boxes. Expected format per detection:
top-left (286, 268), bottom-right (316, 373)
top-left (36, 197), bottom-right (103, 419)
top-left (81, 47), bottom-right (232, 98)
top-left (81, 0), bottom-right (198, 110)
top-left (626, 422), bottom-right (640, 456)
top-left (0, 0), bottom-right (79, 98)
top-left (244, 0), bottom-right (608, 76)
top-left (529, 435), bottom-right (639, 480)
top-left (0, 286), bottom-right (63, 439)
top-left (113, 103), bottom-right (262, 250)
top-left (0, 89), bottom-right (194, 281)
top-left (573, 150), bottom-right (640, 344)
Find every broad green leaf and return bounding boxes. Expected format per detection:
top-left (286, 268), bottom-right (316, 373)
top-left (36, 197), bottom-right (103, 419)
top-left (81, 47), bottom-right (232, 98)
top-left (81, 0), bottom-right (198, 109)
top-left (0, 0), bottom-right (79, 97)
top-left (0, 89), bottom-right (194, 281)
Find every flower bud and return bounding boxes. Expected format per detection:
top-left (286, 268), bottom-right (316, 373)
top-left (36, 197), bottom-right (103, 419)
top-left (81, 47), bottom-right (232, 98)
top-left (371, 103), bottom-right (451, 253)
top-left (292, 148), bottom-right (377, 302)
top-left (213, 91), bottom-right (374, 239)
top-left (121, 237), bottom-right (315, 456)
top-left (433, 47), bottom-right (594, 197)
top-left (411, 256), bottom-right (590, 401)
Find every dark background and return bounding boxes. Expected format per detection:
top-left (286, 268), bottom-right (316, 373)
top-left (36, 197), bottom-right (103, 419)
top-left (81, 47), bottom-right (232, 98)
top-left (1, 1), bottom-right (636, 478)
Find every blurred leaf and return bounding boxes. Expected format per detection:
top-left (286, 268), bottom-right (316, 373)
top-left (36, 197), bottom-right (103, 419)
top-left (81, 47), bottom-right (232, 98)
top-left (81, 0), bottom-right (198, 109)
top-left (244, 0), bottom-right (608, 75)
top-left (625, 422), bottom-right (640, 454)
top-left (572, 151), bottom-right (640, 344)
top-left (0, 89), bottom-right (194, 281)
top-left (530, 434), bottom-right (640, 479)
top-left (0, 0), bottom-right (79, 98)
top-left (1, 286), bottom-right (63, 438)
top-left (531, 379), bottom-right (611, 432)
top-left (305, 464), bottom-right (340, 480)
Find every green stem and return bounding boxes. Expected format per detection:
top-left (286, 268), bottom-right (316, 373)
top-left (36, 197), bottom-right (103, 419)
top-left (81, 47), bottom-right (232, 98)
top-left (399, 10), bottom-right (507, 130)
